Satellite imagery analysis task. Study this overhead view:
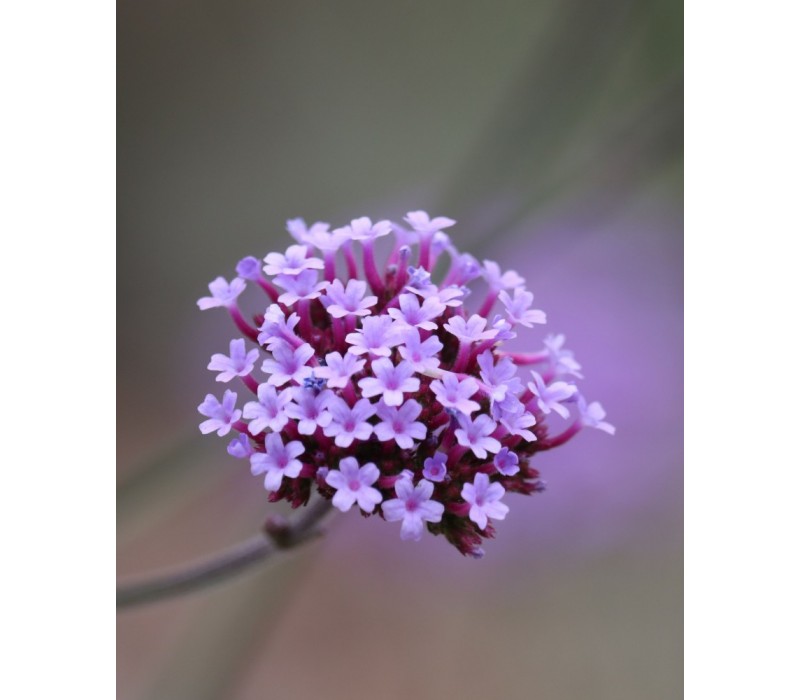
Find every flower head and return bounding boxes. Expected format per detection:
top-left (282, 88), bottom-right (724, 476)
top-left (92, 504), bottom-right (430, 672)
top-left (286, 218), bottom-right (341, 250)
top-left (493, 447), bottom-right (520, 476)
top-left (499, 288), bottom-right (546, 328)
top-left (342, 216), bottom-right (393, 241)
top-left (397, 328), bottom-right (443, 373)
top-left (284, 387), bottom-right (334, 435)
top-left (577, 395), bottom-right (616, 435)
top-left (208, 339), bottom-right (260, 383)
top-left (273, 270), bottom-right (327, 306)
top-left (482, 260), bottom-right (525, 291)
top-left (382, 478), bottom-right (445, 541)
top-left (358, 358), bottom-right (419, 406)
top-left (250, 434), bottom-right (304, 491)
top-left (325, 457), bottom-right (383, 513)
top-left (321, 279), bottom-right (378, 318)
top-left (430, 372), bottom-right (480, 416)
top-left (324, 397), bottom-right (375, 447)
top-left (403, 211), bottom-right (456, 236)
top-left (444, 314), bottom-right (498, 344)
top-left (528, 371), bottom-right (577, 419)
top-left (263, 244), bottom-right (323, 277)
top-left (455, 413), bottom-right (501, 459)
top-left (197, 390), bottom-right (241, 436)
top-left (315, 351), bottom-right (365, 389)
top-left (461, 473), bottom-right (509, 530)
top-left (261, 340), bottom-right (315, 386)
top-left (387, 293), bottom-right (446, 331)
top-left (423, 452), bottom-right (448, 482)
top-left (197, 276), bottom-right (246, 310)
top-left (345, 315), bottom-right (401, 357)
top-left (242, 384), bottom-right (292, 434)
top-left (196, 211), bottom-right (611, 555)
top-left (374, 399), bottom-right (426, 449)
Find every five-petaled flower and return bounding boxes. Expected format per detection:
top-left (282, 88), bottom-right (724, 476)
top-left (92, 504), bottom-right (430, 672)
top-left (208, 339), bottom-right (260, 383)
top-left (196, 210), bottom-right (612, 556)
top-left (250, 433), bottom-right (305, 491)
top-left (461, 473), bottom-right (510, 530)
top-left (197, 390), bottom-right (241, 436)
top-left (382, 477), bottom-right (445, 541)
top-left (324, 457), bottom-right (383, 513)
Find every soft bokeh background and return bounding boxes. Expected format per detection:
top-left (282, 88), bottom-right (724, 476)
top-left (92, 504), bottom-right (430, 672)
top-left (118, 1), bottom-right (682, 698)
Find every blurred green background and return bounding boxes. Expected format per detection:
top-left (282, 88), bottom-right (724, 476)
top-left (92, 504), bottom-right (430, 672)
top-left (118, 0), bottom-right (682, 698)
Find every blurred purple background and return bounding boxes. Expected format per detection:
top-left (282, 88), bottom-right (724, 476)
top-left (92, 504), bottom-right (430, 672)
top-left (118, 0), bottom-right (682, 697)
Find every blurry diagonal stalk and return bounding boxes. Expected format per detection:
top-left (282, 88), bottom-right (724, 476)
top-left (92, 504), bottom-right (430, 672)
top-left (117, 498), bottom-right (333, 608)
top-left (440, 0), bottom-right (682, 246)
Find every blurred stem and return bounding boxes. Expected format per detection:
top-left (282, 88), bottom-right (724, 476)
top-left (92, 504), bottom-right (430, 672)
top-left (117, 498), bottom-right (334, 609)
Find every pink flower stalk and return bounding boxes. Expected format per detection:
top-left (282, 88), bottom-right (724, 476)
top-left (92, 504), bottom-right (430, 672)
top-left (196, 211), bottom-right (612, 556)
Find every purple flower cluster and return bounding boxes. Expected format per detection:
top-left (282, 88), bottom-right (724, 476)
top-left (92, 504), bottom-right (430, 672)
top-left (197, 211), bottom-right (613, 556)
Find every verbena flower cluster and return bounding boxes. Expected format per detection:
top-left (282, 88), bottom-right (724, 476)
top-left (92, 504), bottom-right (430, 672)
top-left (197, 212), bottom-right (613, 557)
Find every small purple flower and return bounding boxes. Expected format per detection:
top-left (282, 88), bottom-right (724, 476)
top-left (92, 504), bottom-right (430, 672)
top-left (430, 372), bottom-right (480, 416)
top-left (498, 406), bottom-right (537, 442)
top-left (423, 452), bottom-right (448, 482)
top-left (461, 473), bottom-right (509, 530)
top-left (429, 285), bottom-right (467, 307)
top-left (477, 351), bottom-right (523, 403)
top-left (263, 244), bottom-right (323, 277)
top-left (490, 314), bottom-right (517, 342)
top-left (321, 279), bottom-right (378, 318)
top-left (397, 328), bottom-right (443, 373)
top-left (250, 433), bottom-right (304, 491)
top-left (374, 399), bottom-right (427, 449)
top-left (342, 216), bottom-right (393, 241)
top-left (454, 413), bottom-right (501, 459)
top-left (543, 334), bottom-right (584, 378)
top-left (323, 397), bottom-right (376, 447)
top-left (577, 395), bottom-right (616, 435)
top-left (345, 316), bottom-right (401, 357)
top-left (358, 358), bottom-right (420, 406)
top-left (387, 293), bottom-right (446, 331)
top-left (382, 477), bottom-right (445, 541)
top-left (197, 276), bottom-right (246, 310)
top-left (261, 340), bottom-right (314, 386)
top-left (448, 253), bottom-right (482, 285)
top-left (273, 270), bottom-right (327, 306)
top-left (406, 281), bottom-right (466, 308)
top-left (315, 352), bottom-right (365, 389)
top-left (286, 218), bottom-right (331, 247)
top-left (528, 371), bottom-right (577, 419)
top-left (431, 231), bottom-right (452, 255)
top-left (404, 266), bottom-right (465, 306)
top-left (482, 259), bottom-right (525, 291)
top-left (257, 304), bottom-right (301, 350)
top-left (405, 266), bottom-right (433, 292)
top-left (489, 388), bottom-right (533, 440)
top-left (444, 314), bottom-right (498, 344)
top-left (242, 384), bottom-right (292, 434)
top-left (490, 391), bottom-right (523, 421)
top-left (403, 210), bottom-right (456, 236)
top-left (207, 339), bottom-right (260, 382)
top-left (325, 457), bottom-right (383, 513)
top-left (236, 256), bottom-right (262, 281)
top-left (499, 288), bottom-right (546, 328)
top-left (227, 434), bottom-right (255, 459)
top-left (493, 447), bottom-right (520, 476)
top-left (197, 390), bottom-right (241, 436)
top-left (284, 387), bottom-right (334, 435)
